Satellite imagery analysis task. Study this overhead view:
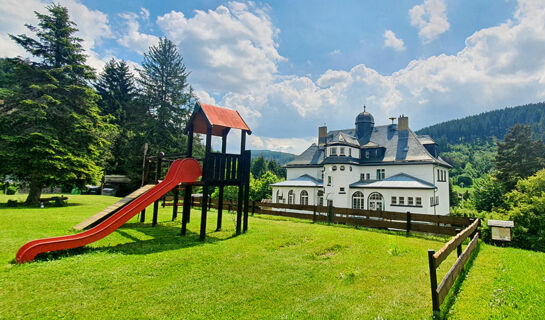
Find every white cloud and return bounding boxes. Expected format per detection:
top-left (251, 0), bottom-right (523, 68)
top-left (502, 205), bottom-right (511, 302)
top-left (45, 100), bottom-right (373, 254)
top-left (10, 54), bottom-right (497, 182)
top-left (218, 0), bottom-right (545, 145)
top-left (409, 0), bottom-right (450, 43)
top-left (329, 49), bottom-right (341, 56)
top-left (194, 89), bottom-right (216, 105)
top-left (117, 11), bottom-right (159, 55)
top-left (0, 0), bottom-right (113, 71)
top-left (156, 2), bottom-right (285, 93)
top-left (383, 30), bottom-right (406, 51)
top-left (248, 135), bottom-right (316, 154)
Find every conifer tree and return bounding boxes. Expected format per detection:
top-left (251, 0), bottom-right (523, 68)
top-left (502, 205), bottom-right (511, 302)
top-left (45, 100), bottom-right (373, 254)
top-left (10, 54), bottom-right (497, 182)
top-left (495, 124), bottom-right (545, 190)
top-left (0, 5), bottom-right (110, 205)
top-left (138, 38), bottom-right (193, 154)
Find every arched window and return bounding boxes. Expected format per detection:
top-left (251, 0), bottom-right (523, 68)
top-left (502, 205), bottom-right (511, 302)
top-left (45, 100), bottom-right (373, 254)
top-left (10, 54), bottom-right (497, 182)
top-left (318, 190), bottom-right (324, 206)
top-left (276, 190), bottom-right (282, 203)
top-left (352, 191), bottom-right (364, 209)
top-left (288, 190), bottom-right (295, 204)
top-left (300, 190), bottom-right (309, 205)
top-left (368, 192), bottom-right (384, 211)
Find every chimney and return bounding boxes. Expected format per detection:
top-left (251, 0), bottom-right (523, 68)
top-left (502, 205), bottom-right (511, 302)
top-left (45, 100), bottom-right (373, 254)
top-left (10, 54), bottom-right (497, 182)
top-left (318, 125), bottom-right (327, 146)
top-left (398, 115), bottom-right (409, 130)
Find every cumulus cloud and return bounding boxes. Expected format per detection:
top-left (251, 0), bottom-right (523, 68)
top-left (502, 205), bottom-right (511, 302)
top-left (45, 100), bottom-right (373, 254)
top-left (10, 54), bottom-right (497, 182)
top-left (117, 11), bottom-right (159, 55)
top-left (0, 0), bottom-right (113, 71)
top-left (409, 0), bottom-right (450, 43)
top-left (217, 0), bottom-right (545, 155)
top-left (156, 2), bottom-right (285, 93)
top-left (383, 30), bottom-right (406, 51)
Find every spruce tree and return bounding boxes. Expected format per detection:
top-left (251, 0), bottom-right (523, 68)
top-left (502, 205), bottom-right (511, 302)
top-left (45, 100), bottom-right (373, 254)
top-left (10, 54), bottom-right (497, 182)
top-left (95, 59), bottom-right (148, 178)
top-left (138, 38), bottom-right (193, 154)
top-left (0, 4), bottom-right (110, 205)
top-left (495, 124), bottom-right (545, 190)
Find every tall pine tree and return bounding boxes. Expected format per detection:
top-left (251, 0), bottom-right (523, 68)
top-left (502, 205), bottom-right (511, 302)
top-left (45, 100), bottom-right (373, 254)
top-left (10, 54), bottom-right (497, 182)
top-left (138, 38), bottom-right (194, 155)
top-left (495, 124), bottom-right (545, 190)
top-left (0, 4), bottom-right (110, 204)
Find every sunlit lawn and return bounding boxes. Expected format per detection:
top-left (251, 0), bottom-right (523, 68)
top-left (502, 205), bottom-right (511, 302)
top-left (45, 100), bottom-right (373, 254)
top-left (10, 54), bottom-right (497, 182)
top-left (0, 194), bottom-right (543, 319)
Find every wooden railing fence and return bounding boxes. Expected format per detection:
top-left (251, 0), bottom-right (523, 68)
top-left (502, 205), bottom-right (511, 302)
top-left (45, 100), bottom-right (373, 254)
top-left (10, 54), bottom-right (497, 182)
top-left (161, 197), bottom-right (474, 236)
top-left (427, 219), bottom-right (480, 313)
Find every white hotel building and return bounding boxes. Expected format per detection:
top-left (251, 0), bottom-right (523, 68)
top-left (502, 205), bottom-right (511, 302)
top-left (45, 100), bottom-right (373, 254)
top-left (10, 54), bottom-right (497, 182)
top-left (271, 109), bottom-right (451, 215)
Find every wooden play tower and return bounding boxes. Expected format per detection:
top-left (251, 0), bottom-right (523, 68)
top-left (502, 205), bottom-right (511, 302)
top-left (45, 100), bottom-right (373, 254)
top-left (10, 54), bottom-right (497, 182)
top-left (141, 102), bottom-right (252, 240)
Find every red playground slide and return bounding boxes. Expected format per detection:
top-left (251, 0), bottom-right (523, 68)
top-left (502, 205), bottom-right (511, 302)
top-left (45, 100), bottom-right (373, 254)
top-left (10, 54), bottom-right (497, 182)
top-left (16, 158), bottom-right (202, 263)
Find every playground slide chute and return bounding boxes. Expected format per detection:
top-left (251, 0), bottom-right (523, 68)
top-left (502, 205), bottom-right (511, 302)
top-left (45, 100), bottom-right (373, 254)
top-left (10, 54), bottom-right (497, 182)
top-left (16, 158), bottom-right (202, 263)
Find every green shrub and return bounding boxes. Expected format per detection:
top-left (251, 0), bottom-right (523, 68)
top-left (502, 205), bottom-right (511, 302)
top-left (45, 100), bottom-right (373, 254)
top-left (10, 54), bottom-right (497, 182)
top-left (6, 185), bottom-right (18, 195)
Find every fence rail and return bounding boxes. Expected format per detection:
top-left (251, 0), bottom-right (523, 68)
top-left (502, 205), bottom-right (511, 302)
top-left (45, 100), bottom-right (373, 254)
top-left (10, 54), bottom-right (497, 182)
top-left (427, 219), bottom-right (480, 313)
top-left (161, 196), bottom-right (474, 237)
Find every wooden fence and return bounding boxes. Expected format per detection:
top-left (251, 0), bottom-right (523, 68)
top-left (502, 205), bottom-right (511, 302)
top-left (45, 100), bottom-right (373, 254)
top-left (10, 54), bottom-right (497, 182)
top-left (162, 197), bottom-right (474, 236)
top-left (427, 219), bottom-right (480, 313)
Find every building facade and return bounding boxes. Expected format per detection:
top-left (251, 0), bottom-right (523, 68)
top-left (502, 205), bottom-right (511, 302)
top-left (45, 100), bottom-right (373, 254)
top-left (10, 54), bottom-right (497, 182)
top-left (271, 109), bottom-right (451, 215)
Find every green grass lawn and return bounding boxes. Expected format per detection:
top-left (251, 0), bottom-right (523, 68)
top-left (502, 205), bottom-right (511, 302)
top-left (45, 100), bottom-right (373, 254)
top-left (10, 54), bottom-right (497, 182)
top-left (0, 194), bottom-right (544, 319)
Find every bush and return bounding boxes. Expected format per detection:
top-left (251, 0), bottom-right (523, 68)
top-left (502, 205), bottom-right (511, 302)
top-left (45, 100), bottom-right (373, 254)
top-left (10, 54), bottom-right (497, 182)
top-left (6, 185), bottom-right (18, 195)
top-left (456, 174), bottom-right (473, 187)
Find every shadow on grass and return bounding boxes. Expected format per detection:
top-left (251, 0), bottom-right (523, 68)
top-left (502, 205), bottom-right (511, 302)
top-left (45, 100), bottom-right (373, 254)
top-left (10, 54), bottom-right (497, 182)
top-left (437, 241), bottom-right (482, 320)
top-left (30, 222), bottom-right (237, 263)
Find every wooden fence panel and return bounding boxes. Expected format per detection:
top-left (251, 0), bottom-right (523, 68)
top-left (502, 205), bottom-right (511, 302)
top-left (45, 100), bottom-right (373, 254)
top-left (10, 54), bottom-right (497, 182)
top-left (436, 232), bottom-right (479, 305)
top-left (433, 219), bottom-right (479, 267)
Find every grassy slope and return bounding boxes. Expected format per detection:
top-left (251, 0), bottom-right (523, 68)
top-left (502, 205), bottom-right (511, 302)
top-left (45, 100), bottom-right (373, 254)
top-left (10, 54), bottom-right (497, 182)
top-left (0, 195), bottom-right (543, 319)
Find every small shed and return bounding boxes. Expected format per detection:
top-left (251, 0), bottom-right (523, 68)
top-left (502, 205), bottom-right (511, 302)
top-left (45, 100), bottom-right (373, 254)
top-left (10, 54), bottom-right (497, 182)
top-left (488, 219), bottom-right (515, 241)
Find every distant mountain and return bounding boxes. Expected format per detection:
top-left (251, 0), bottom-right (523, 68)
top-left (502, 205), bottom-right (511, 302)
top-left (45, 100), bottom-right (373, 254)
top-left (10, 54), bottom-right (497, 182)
top-left (250, 150), bottom-right (296, 165)
top-left (416, 102), bottom-right (545, 150)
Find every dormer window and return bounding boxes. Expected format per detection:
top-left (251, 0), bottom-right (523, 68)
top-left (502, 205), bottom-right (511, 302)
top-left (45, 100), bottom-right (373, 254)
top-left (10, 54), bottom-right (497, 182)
top-left (365, 150), bottom-right (370, 159)
top-left (330, 147), bottom-right (337, 156)
top-left (340, 147), bottom-right (345, 156)
top-left (349, 148), bottom-right (352, 157)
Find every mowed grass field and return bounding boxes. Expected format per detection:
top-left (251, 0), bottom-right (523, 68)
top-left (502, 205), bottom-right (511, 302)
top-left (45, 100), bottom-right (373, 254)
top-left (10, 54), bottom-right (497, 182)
top-left (1, 195), bottom-right (544, 319)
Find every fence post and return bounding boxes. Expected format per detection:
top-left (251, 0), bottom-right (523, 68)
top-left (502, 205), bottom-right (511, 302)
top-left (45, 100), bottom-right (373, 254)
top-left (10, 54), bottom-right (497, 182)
top-left (428, 249), bottom-right (440, 314)
top-left (456, 228), bottom-right (462, 257)
top-left (252, 201), bottom-right (256, 216)
top-left (313, 205), bottom-right (317, 223)
top-left (406, 211), bottom-right (411, 236)
top-left (328, 203), bottom-right (333, 225)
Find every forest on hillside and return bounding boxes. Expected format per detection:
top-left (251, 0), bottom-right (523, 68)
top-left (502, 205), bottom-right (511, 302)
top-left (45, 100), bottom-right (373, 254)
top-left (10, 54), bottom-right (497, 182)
top-left (417, 102), bottom-right (545, 152)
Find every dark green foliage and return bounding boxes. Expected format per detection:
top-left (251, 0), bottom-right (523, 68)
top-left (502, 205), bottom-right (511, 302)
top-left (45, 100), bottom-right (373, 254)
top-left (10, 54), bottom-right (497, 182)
top-left (249, 171), bottom-right (280, 201)
top-left (456, 175), bottom-right (473, 187)
top-left (251, 150), bottom-right (296, 165)
top-left (138, 38), bottom-right (194, 155)
top-left (495, 124), bottom-right (545, 190)
top-left (472, 175), bottom-right (506, 212)
top-left (250, 156), bottom-right (286, 179)
top-left (0, 5), bottom-right (111, 205)
top-left (417, 102), bottom-right (545, 151)
top-left (95, 59), bottom-right (147, 181)
top-left (449, 181), bottom-right (460, 207)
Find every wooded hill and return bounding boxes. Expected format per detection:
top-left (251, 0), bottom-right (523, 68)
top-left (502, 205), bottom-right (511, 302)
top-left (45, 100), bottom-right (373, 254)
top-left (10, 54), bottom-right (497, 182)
top-left (250, 150), bottom-right (296, 165)
top-left (416, 102), bottom-right (545, 151)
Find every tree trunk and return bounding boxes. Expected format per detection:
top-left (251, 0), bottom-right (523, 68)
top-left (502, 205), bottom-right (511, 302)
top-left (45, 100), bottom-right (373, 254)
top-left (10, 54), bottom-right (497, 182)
top-left (25, 179), bottom-right (42, 206)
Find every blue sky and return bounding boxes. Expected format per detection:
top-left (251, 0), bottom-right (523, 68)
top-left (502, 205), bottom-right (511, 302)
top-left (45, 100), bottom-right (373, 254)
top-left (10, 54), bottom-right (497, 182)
top-left (2, 0), bottom-right (544, 154)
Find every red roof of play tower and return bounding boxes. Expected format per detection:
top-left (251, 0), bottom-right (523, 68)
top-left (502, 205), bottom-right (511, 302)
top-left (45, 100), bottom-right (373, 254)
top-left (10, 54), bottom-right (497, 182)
top-left (187, 102), bottom-right (251, 136)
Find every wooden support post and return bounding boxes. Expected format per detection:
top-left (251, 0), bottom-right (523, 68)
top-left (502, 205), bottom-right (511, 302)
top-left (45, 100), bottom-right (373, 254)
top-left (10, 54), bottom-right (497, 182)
top-left (152, 200), bottom-right (159, 226)
top-left (313, 205), bottom-right (317, 223)
top-left (140, 209), bottom-right (146, 222)
top-left (200, 124), bottom-right (212, 241)
top-left (172, 186), bottom-right (179, 220)
top-left (181, 185), bottom-right (192, 235)
top-left (200, 185), bottom-right (208, 241)
top-left (328, 202), bottom-right (333, 224)
top-left (217, 186), bottom-right (224, 231)
top-left (406, 211), bottom-right (411, 236)
top-left (243, 151), bottom-right (250, 233)
top-left (456, 228), bottom-right (462, 257)
top-left (236, 184), bottom-right (243, 235)
top-left (428, 249), bottom-right (440, 313)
